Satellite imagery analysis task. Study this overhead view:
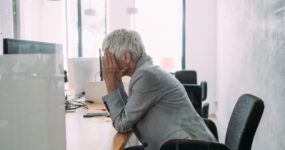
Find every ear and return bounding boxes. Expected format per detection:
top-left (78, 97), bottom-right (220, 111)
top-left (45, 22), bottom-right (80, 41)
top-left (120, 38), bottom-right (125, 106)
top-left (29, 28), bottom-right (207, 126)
top-left (123, 51), bottom-right (132, 64)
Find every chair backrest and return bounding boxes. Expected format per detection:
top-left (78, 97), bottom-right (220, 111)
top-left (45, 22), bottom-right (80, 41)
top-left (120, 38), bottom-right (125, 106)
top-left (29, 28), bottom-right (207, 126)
top-left (160, 139), bottom-right (230, 150)
top-left (183, 84), bottom-right (202, 106)
top-left (175, 70), bottom-right (197, 84)
top-left (225, 94), bottom-right (264, 150)
top-left (203, 118), bottom-right (219, 141)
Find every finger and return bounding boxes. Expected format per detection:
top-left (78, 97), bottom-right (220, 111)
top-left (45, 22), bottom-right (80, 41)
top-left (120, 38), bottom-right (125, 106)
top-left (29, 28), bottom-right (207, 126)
top-left (105, 51), bottom-right (109, 66)
top-left (108, 51), bottom-right (116, 65)
top-left (106, 51), bottom-right (113, 66)
top-left (102, 57), bottom-right (106, 76)
top-left (122, 67), bottom-right (128, 72)
top-left (110, 52), bottom-right (116, 66)
top-left (104, 50), bottom-right (107, 57)
top-left (102, 55), bottom-right (108, 68)
top-left (102, 56), bottom-right (107, 76)
top-left (118, 67), bottom-right (128, 77)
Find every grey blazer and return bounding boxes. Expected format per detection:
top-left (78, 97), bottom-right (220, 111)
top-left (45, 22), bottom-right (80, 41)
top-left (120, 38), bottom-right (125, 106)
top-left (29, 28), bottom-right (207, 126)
top-left (102, 54), bottom-right (217, 150)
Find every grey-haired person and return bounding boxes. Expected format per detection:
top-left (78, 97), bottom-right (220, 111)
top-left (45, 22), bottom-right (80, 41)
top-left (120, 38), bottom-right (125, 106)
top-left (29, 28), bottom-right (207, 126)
top-left (101, 29), bottom-right (216, 150)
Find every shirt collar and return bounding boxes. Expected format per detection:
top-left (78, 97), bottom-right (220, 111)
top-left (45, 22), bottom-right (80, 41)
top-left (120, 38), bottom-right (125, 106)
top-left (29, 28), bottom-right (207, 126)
top-left (135, 54), bottom-right (153, 70)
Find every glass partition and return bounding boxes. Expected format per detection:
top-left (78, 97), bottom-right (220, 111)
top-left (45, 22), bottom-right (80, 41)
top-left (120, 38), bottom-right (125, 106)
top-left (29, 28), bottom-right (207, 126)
top-left (0, 53), bottom-right (65, 150)
top-left (66, 0), bottom-right (106, 58)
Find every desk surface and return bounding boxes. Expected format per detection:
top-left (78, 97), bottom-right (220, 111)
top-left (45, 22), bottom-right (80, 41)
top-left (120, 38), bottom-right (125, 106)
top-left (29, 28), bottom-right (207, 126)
top-left (66, 101), bottom-right (132, 150)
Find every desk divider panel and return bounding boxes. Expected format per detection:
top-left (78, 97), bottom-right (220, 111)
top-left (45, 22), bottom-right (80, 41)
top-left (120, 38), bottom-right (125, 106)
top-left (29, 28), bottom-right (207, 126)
top-left (0, 54), bottom-right (66, 150)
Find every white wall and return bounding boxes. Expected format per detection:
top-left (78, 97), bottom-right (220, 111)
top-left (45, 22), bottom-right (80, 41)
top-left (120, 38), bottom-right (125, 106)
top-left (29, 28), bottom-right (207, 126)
top-left (107, 0), bottom-right (132, 33)
top-left (185, 0), bottom-right (217, 113)
top-left (216, 0), bottom-right (285, 149)
top-left (0, 0), bottom-right (14, 54)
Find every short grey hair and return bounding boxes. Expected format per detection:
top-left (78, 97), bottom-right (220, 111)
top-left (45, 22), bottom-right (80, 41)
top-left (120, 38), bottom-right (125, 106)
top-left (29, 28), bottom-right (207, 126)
top-left (102, 29), bottom-right (145, 61)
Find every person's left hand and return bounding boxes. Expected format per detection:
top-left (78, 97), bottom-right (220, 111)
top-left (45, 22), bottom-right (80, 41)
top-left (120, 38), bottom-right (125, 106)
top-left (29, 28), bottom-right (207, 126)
top-left (102, 50), bottom-right (127, 93)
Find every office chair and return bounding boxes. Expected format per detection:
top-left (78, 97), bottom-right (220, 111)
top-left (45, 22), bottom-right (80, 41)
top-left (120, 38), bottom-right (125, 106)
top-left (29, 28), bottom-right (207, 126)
top-left (203, 118), bottom-right (219, 141)
top-left (175, 70), bottom-right (198, 84)
top-left (175, 70), bottom-right (208, 118)
top-left (64, 70), bottom-right (68, 82)
top-left (160, 139), bottom-right (230, 150)
top-left (160, 94), bottom-right (265, 150)
top-left (224, 94), bottom-right (264, 150)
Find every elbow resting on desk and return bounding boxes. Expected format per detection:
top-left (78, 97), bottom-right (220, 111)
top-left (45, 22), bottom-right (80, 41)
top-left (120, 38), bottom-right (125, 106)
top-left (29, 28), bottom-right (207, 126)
top-left (112, 112), bottom-right (134, 133)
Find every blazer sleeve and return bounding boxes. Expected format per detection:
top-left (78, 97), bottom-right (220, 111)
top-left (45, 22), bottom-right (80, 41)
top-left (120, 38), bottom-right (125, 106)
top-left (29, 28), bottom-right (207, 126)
top-left (117, 81), bottom-right (128, 105)
top-left (102, 71), bottom-right (161, 133)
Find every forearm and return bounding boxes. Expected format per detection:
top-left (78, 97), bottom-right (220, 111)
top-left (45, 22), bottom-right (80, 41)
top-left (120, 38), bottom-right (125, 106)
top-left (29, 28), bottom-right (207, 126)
top-left (105, 79), bottom-right (118, 93)
top-left (102, 71), bottom-right (161, 134)
top-left (102, 90), bottom-right (132, 133)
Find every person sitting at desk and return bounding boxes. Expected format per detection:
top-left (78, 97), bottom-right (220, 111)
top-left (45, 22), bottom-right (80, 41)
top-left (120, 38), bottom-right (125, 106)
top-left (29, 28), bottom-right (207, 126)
top-left (101, 29), bottom-right (216, 150)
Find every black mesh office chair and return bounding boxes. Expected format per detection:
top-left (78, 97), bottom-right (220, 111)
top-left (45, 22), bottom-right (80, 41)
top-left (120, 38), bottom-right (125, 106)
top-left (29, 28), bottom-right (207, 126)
top-left (175, 70), bottom-right (209, 118)
top-left (203, 118), bottom-right (218, 141)
top-left (224, 94), bottom-right (264, 150)
top-left (175, 70), bottom-right (198, 84)
top-left (161, 94), bottom-right (264, 150)
top-left (160, 139), bottom-right (230, 150)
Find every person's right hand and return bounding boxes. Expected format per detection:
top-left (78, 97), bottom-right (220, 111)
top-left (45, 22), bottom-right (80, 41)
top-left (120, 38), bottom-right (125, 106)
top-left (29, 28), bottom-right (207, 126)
top-left (102, 50), bottom-right (127, 93)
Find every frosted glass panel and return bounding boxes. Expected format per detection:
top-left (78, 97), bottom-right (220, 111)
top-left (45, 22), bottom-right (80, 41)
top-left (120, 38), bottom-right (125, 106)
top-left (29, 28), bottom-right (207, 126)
top-left (0, 54), bottom-right (66, 150)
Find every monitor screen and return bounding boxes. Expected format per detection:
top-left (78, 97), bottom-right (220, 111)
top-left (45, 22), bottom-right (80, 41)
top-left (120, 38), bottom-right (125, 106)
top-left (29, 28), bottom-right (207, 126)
top-left (68, 57), bottom-right (100, 97)
top-left (3, 38), bottom-right (62, 54)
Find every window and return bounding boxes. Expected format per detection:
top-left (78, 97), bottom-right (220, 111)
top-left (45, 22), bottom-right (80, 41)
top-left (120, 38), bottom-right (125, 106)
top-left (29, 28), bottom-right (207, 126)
top-left (81, 0), bottom-right (106, 57)
top-left (15, 0), bottom-right (107, 68)
top-left (13, 0), bottom-right (184, 71)
top-left (18, 0), bottom-right (67, 67)
top-left (66, 0), bottom-right (106, 58)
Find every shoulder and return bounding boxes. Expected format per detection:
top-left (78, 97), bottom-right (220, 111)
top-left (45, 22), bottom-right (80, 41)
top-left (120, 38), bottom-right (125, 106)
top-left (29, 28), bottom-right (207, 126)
top-left (134, 66), bottom-right (159, 82)
top-left (130, 66), bottom-right (160, 90)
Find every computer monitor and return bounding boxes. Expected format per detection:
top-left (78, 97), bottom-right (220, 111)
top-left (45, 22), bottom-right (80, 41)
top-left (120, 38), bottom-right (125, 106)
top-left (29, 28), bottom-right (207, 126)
top-left (68, 57), bottom-right (100, 97)
top-left (3, 38), bottom-right (62, 54)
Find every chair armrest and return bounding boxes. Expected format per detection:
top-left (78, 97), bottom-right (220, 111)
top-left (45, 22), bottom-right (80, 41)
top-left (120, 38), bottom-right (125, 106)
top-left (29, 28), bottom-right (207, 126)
top-left (200, 81), bottom-right (207, 101)
top-left (202, 102), bottom-right (209, 118)
top-left (160, 139), bottom-right (230, 150)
